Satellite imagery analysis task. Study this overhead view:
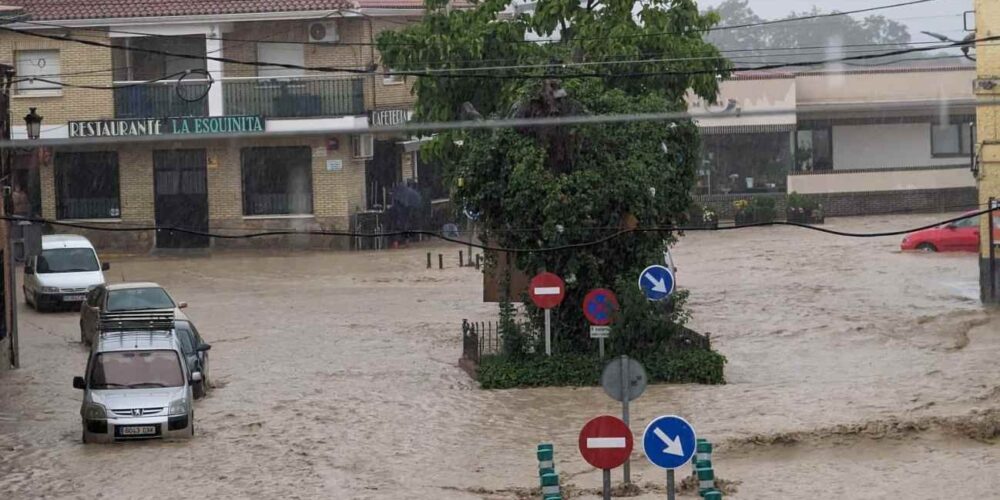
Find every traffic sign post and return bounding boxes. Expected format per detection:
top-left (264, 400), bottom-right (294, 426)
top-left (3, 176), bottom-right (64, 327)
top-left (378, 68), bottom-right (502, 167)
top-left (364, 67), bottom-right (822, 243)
top-left (578, 415), bottom-right (633, 500)
top-left (642, 415), bottom-right (698, 500)
top-left (529, 272), bottom-right (565, 356)
top-left (600, 356), bottom-right (646, 485)
top-left (638, 264), bottom-right (675, 301)
top-left (583, 288), bottom-right (618, 360)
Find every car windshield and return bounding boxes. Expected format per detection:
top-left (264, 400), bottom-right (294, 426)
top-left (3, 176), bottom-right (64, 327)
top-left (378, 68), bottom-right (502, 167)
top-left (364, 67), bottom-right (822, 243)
top-left (106, 288), bottom-right (175, 311)
top-left (89, 350), bottom-right (184, 389)
top-left (36, 248), bottom-right (99, 274)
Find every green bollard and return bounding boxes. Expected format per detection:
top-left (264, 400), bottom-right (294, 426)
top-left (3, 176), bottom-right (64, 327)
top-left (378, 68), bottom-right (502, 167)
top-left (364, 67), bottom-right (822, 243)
top-left (703, 489), bottom-right (723, 500)
top-left (540, 472), bottom-right (560, 497)
top-left (696, 467), bottom-right (716, 495)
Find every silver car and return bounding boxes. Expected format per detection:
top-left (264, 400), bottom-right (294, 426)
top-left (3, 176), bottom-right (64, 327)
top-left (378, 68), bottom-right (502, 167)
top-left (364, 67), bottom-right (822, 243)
top-left (80, 282), bottom-right (189, 346)
top-left (73, 312), bottom-right (199, 443)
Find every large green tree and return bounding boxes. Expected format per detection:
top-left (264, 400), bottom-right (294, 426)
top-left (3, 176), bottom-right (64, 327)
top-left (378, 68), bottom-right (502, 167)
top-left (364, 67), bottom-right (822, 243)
top-left (378, 0), bottom-right (729, 355)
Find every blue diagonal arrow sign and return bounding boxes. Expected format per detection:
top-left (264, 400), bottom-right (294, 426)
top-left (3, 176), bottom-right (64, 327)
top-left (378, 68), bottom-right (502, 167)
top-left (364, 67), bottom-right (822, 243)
top-left (643, 415), bottom-right (696, 470)
top-left (638, 265), bottom-right (675, 301)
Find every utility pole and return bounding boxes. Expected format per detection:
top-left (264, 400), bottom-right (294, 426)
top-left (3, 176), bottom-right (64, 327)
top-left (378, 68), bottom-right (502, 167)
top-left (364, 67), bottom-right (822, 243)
top-left (975, 0), bottom-right (1000, 305)
top-left (0, 63), bottom-right (16, 368)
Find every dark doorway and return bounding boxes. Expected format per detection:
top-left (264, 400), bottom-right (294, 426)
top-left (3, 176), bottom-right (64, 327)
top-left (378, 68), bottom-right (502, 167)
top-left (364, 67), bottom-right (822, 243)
top-left (366, 140), bottom-right (402, 210)
top-left (154, 149), bottom-right (209, 248)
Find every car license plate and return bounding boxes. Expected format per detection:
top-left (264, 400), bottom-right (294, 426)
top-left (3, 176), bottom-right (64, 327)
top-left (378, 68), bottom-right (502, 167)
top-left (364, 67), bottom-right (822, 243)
top-left (120, 425), bottom-right (157, 436)
top-left (63, 295), bottom-right (85, 302)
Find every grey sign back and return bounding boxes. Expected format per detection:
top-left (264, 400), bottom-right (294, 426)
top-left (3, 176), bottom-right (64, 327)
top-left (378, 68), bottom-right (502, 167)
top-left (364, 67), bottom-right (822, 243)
top-left (601, 355), bottom-right (648, 402)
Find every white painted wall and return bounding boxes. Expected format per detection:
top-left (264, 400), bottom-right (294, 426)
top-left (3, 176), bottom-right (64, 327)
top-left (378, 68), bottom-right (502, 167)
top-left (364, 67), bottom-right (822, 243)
top-left (832, 122), bottom-right (952, 170)
top-left (788, 167), bottom-right (975, 194)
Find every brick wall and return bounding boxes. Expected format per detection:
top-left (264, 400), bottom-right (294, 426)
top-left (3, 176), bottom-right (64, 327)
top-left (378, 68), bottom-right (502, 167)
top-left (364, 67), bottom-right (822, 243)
top-left (0, 30), bottom-right (114, 124)
top-left (976, 0), bottom-right (1000, 302)
top-left (695, 188), bottom-right (978, 219)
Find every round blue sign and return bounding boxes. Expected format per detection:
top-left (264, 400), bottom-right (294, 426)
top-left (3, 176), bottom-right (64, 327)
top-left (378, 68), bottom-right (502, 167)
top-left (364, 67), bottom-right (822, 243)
top-left (642, 415), bottom-right (697, 470)
top-left (638, 265), bottom-right (675, 301)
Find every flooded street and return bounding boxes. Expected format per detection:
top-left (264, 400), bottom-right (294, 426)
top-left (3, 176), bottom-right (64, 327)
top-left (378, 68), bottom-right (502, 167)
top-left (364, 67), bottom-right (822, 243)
top-left (2, 213), bottom-right (998, 499)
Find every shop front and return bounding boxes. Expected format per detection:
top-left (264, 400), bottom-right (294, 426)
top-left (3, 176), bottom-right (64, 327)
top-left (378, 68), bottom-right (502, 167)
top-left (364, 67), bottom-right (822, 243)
top-left (30, 115), bottom-right (375, 253)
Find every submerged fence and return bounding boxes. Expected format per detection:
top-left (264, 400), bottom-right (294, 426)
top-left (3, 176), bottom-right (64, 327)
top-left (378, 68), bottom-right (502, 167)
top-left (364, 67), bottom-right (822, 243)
top-left (462, 319), bottom-right (500, 364)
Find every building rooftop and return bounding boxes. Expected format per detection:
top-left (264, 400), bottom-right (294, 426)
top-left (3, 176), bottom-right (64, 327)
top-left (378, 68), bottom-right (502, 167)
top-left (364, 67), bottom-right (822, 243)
top-left (9, 0), bottom-right (430, 21)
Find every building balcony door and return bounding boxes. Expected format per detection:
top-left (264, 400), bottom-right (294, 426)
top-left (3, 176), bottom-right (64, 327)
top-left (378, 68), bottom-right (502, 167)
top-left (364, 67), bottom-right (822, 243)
top-left (153, 150), bottom-right (209, 248)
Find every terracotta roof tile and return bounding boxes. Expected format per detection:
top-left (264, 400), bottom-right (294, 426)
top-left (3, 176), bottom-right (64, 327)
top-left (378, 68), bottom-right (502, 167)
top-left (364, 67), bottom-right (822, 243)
top-left (12, 0), bottom-right (429, 21)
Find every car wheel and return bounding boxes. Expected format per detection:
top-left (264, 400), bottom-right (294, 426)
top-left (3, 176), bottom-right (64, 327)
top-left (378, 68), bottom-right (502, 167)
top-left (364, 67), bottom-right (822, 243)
top-left (916, 243), bottom-right (937, 252)
top-left (34, 294), bottom-right (47, 313)
top-left (81, 429), bottom-right (89, 444)
top-left (193, 380), bottom-right (205, 400)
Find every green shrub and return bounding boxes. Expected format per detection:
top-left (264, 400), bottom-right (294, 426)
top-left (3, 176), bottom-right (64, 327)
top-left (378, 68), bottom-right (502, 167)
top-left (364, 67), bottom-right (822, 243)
top-left (477, 348), bottom-right (726, 389)
top-left (786, 191), bottom-right (819, 212)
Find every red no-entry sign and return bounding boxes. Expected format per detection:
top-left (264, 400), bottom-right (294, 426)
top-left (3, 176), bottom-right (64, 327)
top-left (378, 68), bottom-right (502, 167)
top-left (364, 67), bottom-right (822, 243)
top-left (529, 272), bottom-right (565, 309)
top-left (578, 415), bottom-right (634, 470)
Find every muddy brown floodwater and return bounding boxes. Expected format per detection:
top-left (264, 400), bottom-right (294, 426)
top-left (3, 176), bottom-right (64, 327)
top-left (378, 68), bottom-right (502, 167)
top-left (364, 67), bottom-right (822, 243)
top-left (2, 213), bottom-right (999, 499)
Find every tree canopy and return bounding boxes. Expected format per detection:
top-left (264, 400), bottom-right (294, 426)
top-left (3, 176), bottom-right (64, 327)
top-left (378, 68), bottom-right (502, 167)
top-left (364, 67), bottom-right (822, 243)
top-left (377, 0), bottom-right (729, 354)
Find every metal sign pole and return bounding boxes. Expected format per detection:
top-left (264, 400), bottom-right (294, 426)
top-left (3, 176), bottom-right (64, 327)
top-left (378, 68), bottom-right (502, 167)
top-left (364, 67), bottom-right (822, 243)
top-left (666, 469), bottom-right (676, 500)
top-left (544, 309), bottom-right (552, 356)
top-left (598, 337), bottom-right (605, 360)
top-left (602, 468), bottom-right (612, 500)
top-left (620, 355), bottom-right (631, 484)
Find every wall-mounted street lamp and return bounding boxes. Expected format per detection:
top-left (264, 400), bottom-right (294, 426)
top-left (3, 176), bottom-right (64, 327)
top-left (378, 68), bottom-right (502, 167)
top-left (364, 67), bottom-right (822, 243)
top-left (23, 107), bottom-right (42, 140)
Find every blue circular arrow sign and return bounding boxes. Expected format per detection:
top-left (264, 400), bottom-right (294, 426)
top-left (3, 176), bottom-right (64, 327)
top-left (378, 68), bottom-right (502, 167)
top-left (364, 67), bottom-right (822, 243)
top-left (642, 415), bottom-right (697, 470)
top-left (638, 265), bottom-right (675, 301)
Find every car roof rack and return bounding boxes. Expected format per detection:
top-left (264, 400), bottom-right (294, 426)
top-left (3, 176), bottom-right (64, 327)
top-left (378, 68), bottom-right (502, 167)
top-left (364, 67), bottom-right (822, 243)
top-left (99, 310), bottom-right (175, 333)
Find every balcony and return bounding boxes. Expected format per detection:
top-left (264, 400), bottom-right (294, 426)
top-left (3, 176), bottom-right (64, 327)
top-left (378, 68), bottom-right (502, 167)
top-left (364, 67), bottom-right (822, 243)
top-left (112, 76), bottom-right (367, 120)
top-left (113, 80), bottom-right (211, 119)
top-left (223, 76), bottom-right (366, 118)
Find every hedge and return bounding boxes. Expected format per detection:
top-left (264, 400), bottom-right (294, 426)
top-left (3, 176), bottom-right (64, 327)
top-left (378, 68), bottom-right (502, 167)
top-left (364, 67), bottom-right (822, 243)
top-left (477, 348), bottom-right (726, 390)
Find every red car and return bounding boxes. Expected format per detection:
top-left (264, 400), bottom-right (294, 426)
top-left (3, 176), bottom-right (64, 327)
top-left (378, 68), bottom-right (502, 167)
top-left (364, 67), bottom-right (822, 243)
top-left (900, 211), bottom-right (1000, 252)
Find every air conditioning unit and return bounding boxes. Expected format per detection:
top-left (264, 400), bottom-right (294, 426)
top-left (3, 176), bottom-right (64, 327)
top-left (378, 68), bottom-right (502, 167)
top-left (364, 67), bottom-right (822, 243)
top-left (352, 134), bottom-right (374, 159)
top-left (308, 21), bottom-right (339, 43)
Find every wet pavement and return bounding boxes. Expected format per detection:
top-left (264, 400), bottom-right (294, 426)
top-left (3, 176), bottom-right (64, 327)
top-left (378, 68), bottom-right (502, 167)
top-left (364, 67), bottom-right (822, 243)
top-left (1, 213), bottom-right (998, 499)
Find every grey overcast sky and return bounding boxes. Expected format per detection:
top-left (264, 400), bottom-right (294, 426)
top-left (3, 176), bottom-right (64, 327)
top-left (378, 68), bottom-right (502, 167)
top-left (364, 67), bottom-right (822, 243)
top-left (695, 0), bottom-right (974, 40)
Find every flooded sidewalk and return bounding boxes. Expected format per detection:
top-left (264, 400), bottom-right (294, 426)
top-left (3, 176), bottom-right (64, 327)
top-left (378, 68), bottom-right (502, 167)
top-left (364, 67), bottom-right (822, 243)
top-left (1, 213), bottom-right (998, 499)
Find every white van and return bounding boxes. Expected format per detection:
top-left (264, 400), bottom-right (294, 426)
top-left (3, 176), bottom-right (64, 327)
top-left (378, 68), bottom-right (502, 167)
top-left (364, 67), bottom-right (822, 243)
top-left (24, 235), bottom-right (109, 312)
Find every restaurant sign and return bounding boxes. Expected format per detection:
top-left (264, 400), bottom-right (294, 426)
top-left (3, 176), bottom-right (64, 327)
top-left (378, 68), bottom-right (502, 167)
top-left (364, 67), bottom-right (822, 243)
top-left (369, 108), bottom-right (409, 128)
top-left (69, 115), bottom-right (265, 138)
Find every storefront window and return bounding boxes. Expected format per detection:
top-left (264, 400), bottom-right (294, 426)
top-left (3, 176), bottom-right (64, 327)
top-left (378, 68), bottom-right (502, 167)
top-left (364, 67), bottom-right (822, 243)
top-left (700, 132), bottom-right (793, 194)
top-left (241, 147), bottom-right (313, 216)
top-left (796, 127), bottom-right (832, 171)
top-left (55, 152), bottom-right (121, 220)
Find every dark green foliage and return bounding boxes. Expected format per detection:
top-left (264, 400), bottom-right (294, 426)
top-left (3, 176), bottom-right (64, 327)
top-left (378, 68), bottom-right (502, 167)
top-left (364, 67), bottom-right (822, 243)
top-left (379, 0), bottom-right (731, 385)
top-left (477, 348), bottom-right (726, 389)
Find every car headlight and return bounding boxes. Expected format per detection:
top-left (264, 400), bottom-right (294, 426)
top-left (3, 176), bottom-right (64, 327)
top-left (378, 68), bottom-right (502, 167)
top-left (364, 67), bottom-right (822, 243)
top-left (41, 286), bottom-right (60, 293)
top-left (83, 403), bottom-right (107, 420)
top-left (168, 399), bottom-right (188, 416)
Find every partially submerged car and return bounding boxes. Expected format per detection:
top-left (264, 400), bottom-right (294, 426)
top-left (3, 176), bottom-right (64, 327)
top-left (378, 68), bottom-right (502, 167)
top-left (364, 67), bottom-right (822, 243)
top-left (74, 311), bottom-right (201, 443)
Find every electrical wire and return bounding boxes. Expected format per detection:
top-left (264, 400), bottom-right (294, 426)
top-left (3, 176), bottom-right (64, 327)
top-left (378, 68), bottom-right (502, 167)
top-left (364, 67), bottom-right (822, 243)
top-left (510, 0), bottom-right (940, 44)
top-left (5, 206), bottom-right (997, 254)
top-left (0, 25), bottom-right (376, 76)
top-left (395, 36), bottom-right (995, 79)
top-left (11, 0), bottom-right (938, 48)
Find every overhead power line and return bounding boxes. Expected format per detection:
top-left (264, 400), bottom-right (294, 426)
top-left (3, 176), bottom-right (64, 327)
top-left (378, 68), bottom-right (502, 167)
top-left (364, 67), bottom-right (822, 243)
top-left (3, 206), bottom-right (995, 254)
top-left (4, 0), bottom-right (940, 55)
top-left (512, 0), bottom-right (939, 44)
top-left (1, 19), bottom-right (988, 83)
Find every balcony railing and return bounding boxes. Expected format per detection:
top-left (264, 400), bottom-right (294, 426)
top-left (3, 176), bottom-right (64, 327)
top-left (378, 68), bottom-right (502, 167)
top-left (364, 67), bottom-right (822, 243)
top-left (113, 80), bottom-right (210, 119)
top-left (223, 76), bottom-right (365, 118)
top-left (112, 76), bottom-right (366, 119)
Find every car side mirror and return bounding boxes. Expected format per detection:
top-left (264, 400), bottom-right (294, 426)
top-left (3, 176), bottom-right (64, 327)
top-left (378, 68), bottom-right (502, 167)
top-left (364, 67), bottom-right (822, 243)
top-left (191, 372), bottom-right (203, 383)
top-left (23, 266), bottom-right (33, 275)
top-left (196, 343), bottom-right (212, 352)
top-left (101, 262), bottom-right (111, 271)
top-left (73, 376), bottom-right (86, 390)
top-left (178, 301), bottom-right (188, 309)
